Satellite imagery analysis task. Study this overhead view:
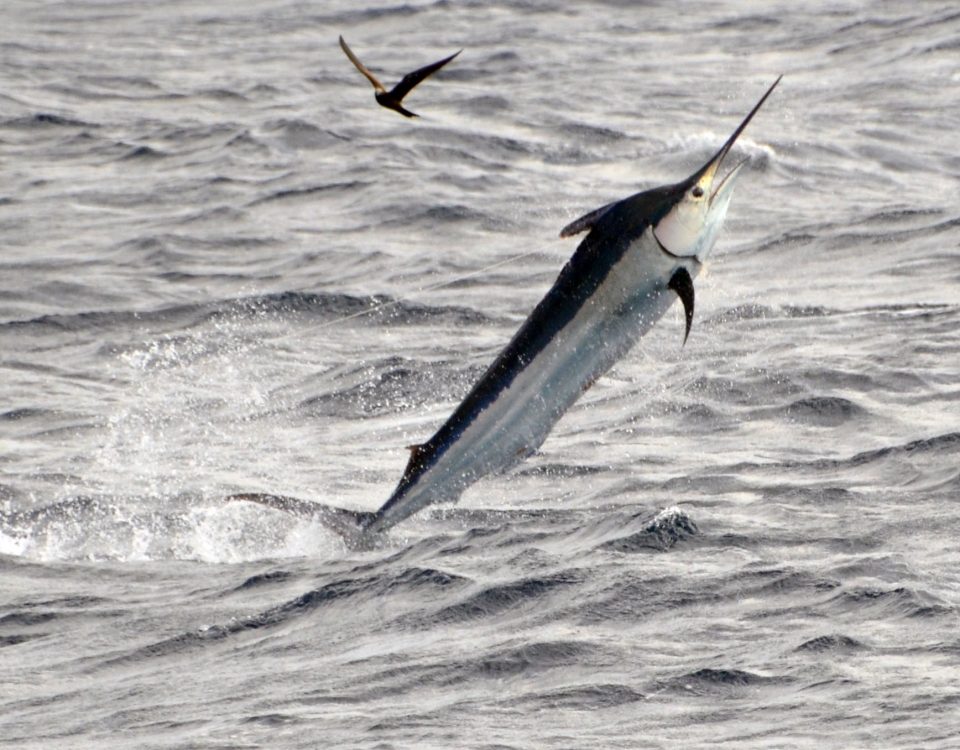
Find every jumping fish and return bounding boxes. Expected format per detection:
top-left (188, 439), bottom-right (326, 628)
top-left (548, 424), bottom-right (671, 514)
top-left (234, 77), bottom-right (781, 544)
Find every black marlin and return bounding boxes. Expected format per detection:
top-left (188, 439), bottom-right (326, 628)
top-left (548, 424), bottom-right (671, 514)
top-left (338, 35), bottom-right (461, 118)
top-left (233, 77), bottom-right (781, 544)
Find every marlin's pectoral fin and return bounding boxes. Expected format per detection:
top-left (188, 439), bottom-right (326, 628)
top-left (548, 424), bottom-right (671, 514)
top-left (559, 200), bottom-right (618, 238)
top-left (667, 267), bottom-right (695, 345)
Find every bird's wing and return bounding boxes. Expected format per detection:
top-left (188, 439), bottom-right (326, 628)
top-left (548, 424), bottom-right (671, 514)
top-left (339, 36), bottom-right (386, 93)
top-left (389, 49), bottom-right (461, 102)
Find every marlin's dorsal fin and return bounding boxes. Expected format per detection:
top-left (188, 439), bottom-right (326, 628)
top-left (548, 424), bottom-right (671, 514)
top-left (559, 200), bottom-right (618, 238)
top-left (403, 443), bottom-right (429, 480)
top-left (667, 267), bottom-right (695, 345)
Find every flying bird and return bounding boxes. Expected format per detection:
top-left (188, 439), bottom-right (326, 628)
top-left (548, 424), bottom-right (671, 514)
top-left (338, 35), bottom-right (461, 118)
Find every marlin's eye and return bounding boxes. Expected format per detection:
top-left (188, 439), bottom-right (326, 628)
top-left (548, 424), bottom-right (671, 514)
top-left (691, 186), bottom-right (704, 198)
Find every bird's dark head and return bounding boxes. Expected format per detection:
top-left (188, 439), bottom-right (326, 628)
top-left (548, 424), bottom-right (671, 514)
top-left (376, 91), bottom-right (418, 118)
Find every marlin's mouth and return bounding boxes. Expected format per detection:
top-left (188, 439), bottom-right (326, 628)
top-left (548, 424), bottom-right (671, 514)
top-left (697, 75), bottom-right (782, 203)
top-left (652, 76), bottom-right (781, 262)
top-left (710, 157), bottom-right (748, 203)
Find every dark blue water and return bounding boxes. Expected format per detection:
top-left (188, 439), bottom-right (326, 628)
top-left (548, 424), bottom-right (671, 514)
top-left (2, 1), bottom-right (959, 747)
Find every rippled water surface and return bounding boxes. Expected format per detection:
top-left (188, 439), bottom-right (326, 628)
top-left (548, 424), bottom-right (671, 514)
top-left (2, 1), bottom-right (959, 748)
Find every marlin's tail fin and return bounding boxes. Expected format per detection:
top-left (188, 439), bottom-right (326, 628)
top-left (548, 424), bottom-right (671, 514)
top-left (227, 493), bottom-right (377, 547)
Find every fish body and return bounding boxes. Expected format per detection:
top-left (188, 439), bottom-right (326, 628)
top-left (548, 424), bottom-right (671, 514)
top-left (368, 193), bottom-right (699, 534)
top-left (231, 77), bottom-right (781, 543)
top-left (363, 77), bottom-right (781, 537)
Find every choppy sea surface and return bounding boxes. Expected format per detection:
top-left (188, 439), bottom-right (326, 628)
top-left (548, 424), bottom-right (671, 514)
top-left (2, 1), bottom-right (959, 747)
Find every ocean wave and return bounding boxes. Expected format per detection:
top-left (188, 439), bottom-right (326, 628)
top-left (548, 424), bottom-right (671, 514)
top-left (0, 610), bottom-right (59, 627)
top-left (301, 355), bottom-right (483, 417)
top-left (824, 585), bottom-right (954, 619)
top-left (3, 290), bottom-right (493, 335)
top-left (459, 94), bottom-right (511, 114)
top-left (189, 88), bottom-right (249, 102)
top-left (0, 494), bottom-right (101, 528)
top-left (555, 121), bottom-right (627, 142)
top-left (369, 200), bottom-right (504, 231)
top-left (460, 640), bottom-right (599, 680)
top-left (77, 74), bottom-right (163, 94)
top-left (754, 395), bottom-right (869, 427)
top-left (845, 431), bottom-right (960, 467)
top-left (832, 215), bottom-right (960, 249)
top-left (430, 571), bottom-right (580, 623)
top-left (597, 507), bottom-right (698, 553)
top-left (247, 180), bottom-right (368, 207)
top-left (118, 144), bottom-right (167, 161)
top-left (795, 634), bottom-right (866, 653)
top-left (97, 565), bottom-right (465, 667)
top-left (231, 569), bottom-right (296, 592)
top-left (582, 563), bottom-right (842, 624)
top-left (240, 713), bottom-right (302, 727)
top-left (513, 682), bottom-right (645, 709)
top-left (260, 119), bottom-right (351, 149)
top-left (0, 633), bottom-right (45, 647)
top-left (686, 368), bottom-right (803, 406)
top-left (707, 303), bottom-right (835, 324)
top-left (1, 113), bottom-right (96, 129)
top-left (658, 667), bottom-right (787, 695)
top-left (0, 407), bottom-right (49, 421)
top-left (514, 462), bottom-right (605, 479)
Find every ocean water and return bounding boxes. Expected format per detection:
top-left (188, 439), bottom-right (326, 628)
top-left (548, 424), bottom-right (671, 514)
top-left (2, 0), bottom-right (959, 747)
